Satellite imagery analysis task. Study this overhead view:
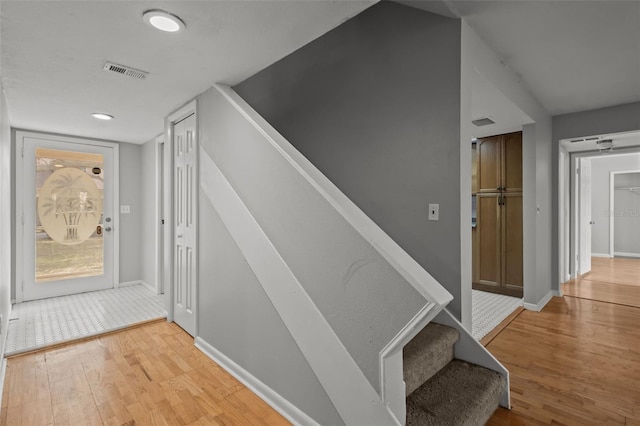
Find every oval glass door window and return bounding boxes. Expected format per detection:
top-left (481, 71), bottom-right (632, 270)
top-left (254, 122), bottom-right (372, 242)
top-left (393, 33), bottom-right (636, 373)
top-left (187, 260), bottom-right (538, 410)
top-left (38, 167), bottom-right (102, 245)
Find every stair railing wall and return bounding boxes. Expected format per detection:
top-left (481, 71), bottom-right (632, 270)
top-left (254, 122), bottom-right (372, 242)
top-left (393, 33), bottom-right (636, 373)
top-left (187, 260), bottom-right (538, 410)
top-left (198, 84), bottom-right (453, 424)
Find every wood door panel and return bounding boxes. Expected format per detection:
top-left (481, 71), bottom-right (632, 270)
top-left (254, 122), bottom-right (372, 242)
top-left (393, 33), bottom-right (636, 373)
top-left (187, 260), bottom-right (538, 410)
top-left (503, 132), bottom-right (523, 192)
top-left (477, 137), bottom-right (501, 192)
top-left (502, 194), bottom-right (523, 296)
top-left (475, 194), bottom-right (500, 287)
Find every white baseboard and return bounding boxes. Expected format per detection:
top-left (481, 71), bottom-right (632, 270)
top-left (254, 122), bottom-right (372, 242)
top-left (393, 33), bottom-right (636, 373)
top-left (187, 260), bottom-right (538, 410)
top-left (0, 357), bottom-right (6, 415)
top-left (195, 337), bottom-right (318, 426)
top-left (118, 280), bottom-right (142, 288)
top-left (614, 252), bottom-right (640, 258)
top-left (139, 280), bottom-right (156, 293)
top-left (524, 290), bottom-right (554, 312)
top-left (591, 253), bottom-right (612, 258)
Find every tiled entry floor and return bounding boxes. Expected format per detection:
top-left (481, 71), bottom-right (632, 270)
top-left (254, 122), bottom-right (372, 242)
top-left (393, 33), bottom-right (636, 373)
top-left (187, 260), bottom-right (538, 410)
top-left (5, 284), bottom-right (166, 356)
top-left (472, 289), bottom-right (523, 341)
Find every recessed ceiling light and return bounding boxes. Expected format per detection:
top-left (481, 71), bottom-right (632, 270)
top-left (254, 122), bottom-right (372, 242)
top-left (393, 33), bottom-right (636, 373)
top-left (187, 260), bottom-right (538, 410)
top-left (91, 113), bottom-right (114, 120)
top-left (143, 9), bottom-right (185, 32)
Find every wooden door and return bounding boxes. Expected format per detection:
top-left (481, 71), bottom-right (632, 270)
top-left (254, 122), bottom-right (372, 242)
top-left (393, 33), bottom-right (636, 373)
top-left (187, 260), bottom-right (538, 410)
top-left (477, 136), bottom-right (501, 193)
top-left (475, 194), bottom-right (501, 290)
top-left (501, 193), bottom-right (523, 297)
top-left (502, 132), bottom-right (523, 192)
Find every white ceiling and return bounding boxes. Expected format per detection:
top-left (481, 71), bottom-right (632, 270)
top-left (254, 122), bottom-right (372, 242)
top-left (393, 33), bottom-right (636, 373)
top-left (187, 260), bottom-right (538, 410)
top-left (0, 1), bottom-right (374, 144)
top-left (1, 1), bottom-right (639, 145)
top-left (452, 0), bottom-right (640, 115)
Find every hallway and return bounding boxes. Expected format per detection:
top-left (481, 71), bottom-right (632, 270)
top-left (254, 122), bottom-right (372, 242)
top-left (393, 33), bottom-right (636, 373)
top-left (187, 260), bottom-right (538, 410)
top-left (562, 257), bottom-right (640, 308)
top-left (487, 257), bottom-right (640, 424)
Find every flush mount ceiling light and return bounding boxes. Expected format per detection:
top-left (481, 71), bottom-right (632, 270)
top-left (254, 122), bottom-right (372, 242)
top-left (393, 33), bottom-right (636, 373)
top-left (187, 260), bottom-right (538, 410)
top-left (91, 113), bottom-right (114, 121)
top-left (143, 9), bottom-right (185, 32)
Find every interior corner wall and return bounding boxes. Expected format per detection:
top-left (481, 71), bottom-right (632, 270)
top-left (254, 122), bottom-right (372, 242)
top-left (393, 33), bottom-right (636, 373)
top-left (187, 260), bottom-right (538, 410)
top-left (140, 138), bottom-right (158, 290)
top-left (0, 82), bottom-right (12, 355)
top-left (552, 102), bottom-right (640, 289)
top-left (118, 143), bottom-right (142, 284)
top-left (461, 20), bottom-right (553, 308)
top-left (234, 2), bottom-right (464, 319)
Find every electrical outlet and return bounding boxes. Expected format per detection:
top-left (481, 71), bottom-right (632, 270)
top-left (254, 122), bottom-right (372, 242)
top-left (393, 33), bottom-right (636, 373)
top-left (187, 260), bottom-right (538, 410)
top-left (120, 205), bottom-right (131, 214)
top-left (428, 203), bottom-right (439, 221)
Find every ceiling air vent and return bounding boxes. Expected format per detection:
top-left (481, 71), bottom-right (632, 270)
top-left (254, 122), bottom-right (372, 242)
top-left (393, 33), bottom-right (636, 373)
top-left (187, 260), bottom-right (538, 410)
top-left (103, 62), bottom-right (149, 80)
top-left (472, 116), bottom-right (495, 127)
top-left (570, 137), bottom-right (599, 143)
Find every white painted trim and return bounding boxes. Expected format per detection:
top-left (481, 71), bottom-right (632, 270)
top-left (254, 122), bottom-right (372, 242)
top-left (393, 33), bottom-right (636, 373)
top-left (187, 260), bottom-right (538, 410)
top-left (379, 301), bottom-right (440, 422)
top-left (14, 130), bottom-right (120, 301)
top-left (164, 99), bottom-right (198, 328)
top-left (195, 337), bottom-right (319, 426)
top-left (523, 290), bottom-right (554, 312)
top-left (0, 358), bottom-right (7, 413)
top-left (119, 280), bottom-right (142, 288)
top-left (433, 308), bottom-right (510, 408)
top-left (591, 253), bottom-right (612, 258)
top-left (614, 252), bottom-right (640, 258)
top-left (553, 289), bottom-right (563, 298)
top-left (214, 84), bottom-right (452, 308)
top-left (155, 134), bottom-right (165, 295)
top-left (200, 149), bottom-right (398, 425)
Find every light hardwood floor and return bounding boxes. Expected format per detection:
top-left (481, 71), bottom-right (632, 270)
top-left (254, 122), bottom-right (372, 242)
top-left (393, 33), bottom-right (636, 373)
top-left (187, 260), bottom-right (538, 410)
top-left (488, 257), bottom-right (640, 425)
top-left (563, 257), bottom-right (640, 308)
top-left (1, 320), bottom-right (290, 426)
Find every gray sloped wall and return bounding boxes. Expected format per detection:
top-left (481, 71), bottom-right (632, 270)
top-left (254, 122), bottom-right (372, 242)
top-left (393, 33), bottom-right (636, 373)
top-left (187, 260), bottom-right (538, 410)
top-left (234, 1), bottom-right (464, 319)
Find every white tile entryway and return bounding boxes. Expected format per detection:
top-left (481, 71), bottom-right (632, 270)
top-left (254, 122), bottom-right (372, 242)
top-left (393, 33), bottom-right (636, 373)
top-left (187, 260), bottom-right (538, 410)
top-left (472, 289), bottom-right (523, 341)
top-left (5, 284), bottom-right (166, 356)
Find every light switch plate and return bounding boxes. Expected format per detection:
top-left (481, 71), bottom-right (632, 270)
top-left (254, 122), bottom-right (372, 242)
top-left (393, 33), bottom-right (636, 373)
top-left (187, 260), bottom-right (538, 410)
top-left (428, 203), bottom-right (439, 221)
top-left (120, 205), bottom-right (131, 214)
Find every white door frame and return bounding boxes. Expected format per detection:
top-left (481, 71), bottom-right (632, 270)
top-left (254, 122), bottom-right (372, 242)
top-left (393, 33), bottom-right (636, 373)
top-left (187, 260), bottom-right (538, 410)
top-left (15, 130), bottom-right (120, 303)
top-left (163, 99), bottom-right (198, 337)
top-left (609, 169), bottom-right (640, 258)
top-left (564, 145), bottom-right (640, 281)
top-left (155, 134), bottom-right (165, 295)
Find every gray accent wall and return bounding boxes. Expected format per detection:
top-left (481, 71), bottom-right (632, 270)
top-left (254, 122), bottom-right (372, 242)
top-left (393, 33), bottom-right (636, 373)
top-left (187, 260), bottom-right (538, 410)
top-left (198, 84), bottom-right (427, 394)
top-left (141, 138), bottom-right (158, 289)
top-left (234, 2), bottom-right (464, 318)
top-left (590, 154), bottom-right (640, 255)
top-left (119, 142), bottom-right (142, 283)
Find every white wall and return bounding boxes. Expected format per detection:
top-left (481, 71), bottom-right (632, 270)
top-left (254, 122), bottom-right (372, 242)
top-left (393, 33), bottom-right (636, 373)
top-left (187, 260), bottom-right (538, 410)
top-left (461, 21), bottom-right (554, 311)
top-left (590, 153), bottom-right (640, 255)
top-left (0, 79), bottom-right (12, 361)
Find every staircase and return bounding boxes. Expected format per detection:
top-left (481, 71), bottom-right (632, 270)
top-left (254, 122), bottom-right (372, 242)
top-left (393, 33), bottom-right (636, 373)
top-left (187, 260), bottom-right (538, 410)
top-left (404, 323), bottom-right (506, 425)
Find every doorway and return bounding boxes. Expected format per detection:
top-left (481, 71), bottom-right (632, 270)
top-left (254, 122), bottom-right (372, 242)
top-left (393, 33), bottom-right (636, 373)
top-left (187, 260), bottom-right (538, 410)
top-left (164, 101), bottom-right (198, 337)
top-left (16, 131), bottom-right (118, 302)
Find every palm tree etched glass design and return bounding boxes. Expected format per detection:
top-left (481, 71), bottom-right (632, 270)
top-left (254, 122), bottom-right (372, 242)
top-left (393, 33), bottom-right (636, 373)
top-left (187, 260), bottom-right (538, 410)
top-left (38, 168), bottom-right (102, 245)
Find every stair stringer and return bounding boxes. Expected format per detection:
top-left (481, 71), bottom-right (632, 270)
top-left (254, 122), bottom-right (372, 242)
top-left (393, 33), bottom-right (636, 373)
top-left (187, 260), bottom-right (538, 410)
top-left (213, 84), bottom-right (453, 424)
top-left (433, 308), bottom-right (511, 408)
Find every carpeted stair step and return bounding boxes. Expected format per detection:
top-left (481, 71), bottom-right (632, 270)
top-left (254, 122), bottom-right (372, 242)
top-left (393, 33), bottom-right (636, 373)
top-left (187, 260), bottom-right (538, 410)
top-left (406, 359), bottom-right (506, 426)
top-left (403, 323), bottom-right (459, 396)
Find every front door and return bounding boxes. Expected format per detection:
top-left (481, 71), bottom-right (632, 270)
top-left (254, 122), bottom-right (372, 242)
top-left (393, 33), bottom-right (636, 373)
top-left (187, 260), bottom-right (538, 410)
top-left (20, 133), bottom-right (117, 301)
